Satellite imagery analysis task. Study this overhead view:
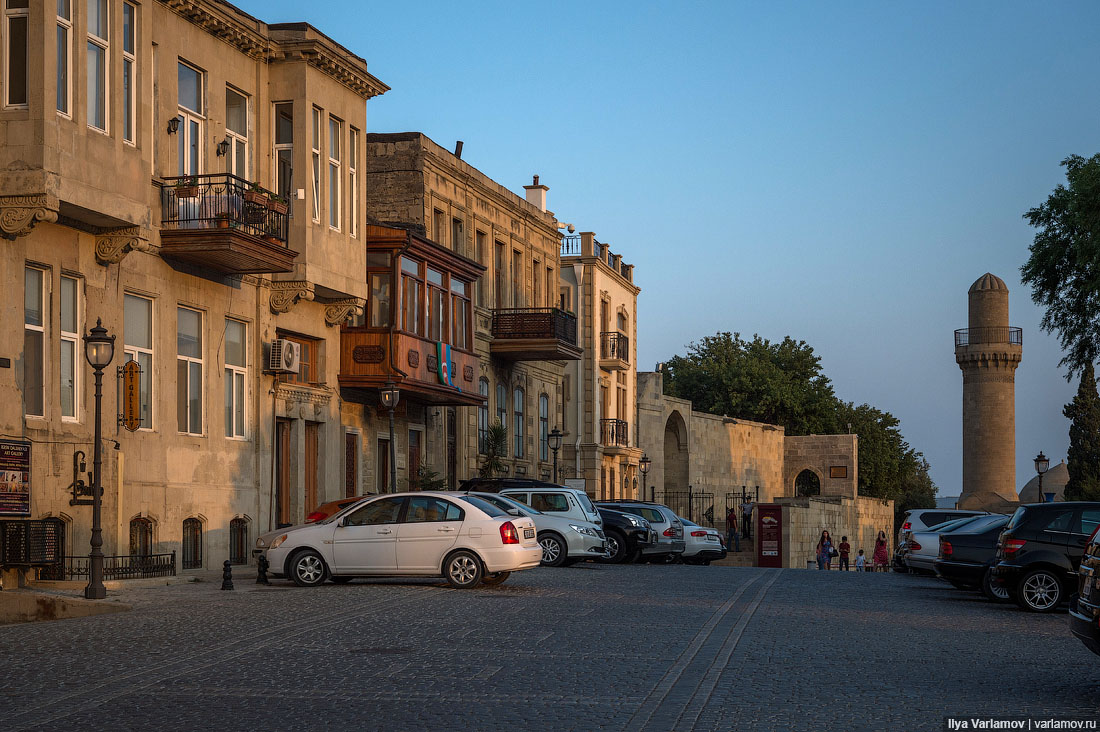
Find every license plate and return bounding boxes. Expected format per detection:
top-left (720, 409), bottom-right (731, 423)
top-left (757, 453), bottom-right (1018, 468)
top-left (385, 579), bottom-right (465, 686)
top-left (523, 528), bottom-right (534, 539)
top-left (706, 535), bottom-right (718, 541)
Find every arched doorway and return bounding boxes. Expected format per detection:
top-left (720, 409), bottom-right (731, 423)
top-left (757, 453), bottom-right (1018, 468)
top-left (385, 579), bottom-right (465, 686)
top-left (663, 411), bottom-right (688, 496)
top-left (795, 469), bottom-right (821, 497)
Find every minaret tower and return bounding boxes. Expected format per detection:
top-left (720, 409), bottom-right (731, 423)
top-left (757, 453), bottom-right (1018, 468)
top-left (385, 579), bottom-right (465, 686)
top-left (955, 273), bottom-right (1022, 509)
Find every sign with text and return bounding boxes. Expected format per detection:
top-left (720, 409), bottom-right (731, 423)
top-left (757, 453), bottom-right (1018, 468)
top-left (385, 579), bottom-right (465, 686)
top-left (0, 439), bottom-right (31, 516)
top-left (121, 360), bottom-right (142, 431)
top-left (756, 504), bottom-right (783, 568)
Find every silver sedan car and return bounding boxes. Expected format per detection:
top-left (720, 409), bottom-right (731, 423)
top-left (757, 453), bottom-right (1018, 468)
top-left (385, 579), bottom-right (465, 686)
top-left (470, 492), bottom-right (606, 567)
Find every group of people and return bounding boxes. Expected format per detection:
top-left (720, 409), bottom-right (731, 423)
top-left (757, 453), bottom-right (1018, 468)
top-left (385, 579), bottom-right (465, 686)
top-left (815, 530), bottom-right (890, 571)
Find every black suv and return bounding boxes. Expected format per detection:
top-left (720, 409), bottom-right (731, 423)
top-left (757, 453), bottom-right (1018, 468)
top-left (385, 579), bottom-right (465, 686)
top-left (933, 514), bottom-right (1011, 601)
top-left (597, 507), bottom-right (658, 563)
top-left (1070, 518), bottom-right (1100, 657)
top-left (991, 502), bottom-right (1100, 612)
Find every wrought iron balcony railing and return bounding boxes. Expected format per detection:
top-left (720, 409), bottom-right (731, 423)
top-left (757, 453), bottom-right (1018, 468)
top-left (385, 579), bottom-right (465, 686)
top-left (561, 235), bottom-right (581, 256)
top-left (954, 327), bottom-right (1023, 348)
top-left (492, 307), bottom-right (578, 344)
top-left (600, 418), bottom-right (629, 447)
top-left (161, 173), bottom-right (289, 243)
top-left (600, 331), bottom-right (630, 362)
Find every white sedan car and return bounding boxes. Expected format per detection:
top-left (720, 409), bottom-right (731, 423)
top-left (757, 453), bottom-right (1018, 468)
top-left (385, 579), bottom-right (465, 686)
top-left (255, 492), bottom-right (542, 588)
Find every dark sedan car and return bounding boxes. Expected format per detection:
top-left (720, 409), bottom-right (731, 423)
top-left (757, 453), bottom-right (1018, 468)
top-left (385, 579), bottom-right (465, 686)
top-left (1070, 520), bottom-right (1100, 656)
top-left (991, 501), bottom-right (1100, 612)
top-left (933, 514), bottom-right (1010, 601)
top-left (596, 507), bottom-right (657, 563)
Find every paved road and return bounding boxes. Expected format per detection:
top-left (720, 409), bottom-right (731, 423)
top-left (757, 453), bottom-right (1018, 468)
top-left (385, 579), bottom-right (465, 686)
top-left (1, 565), bottom-right (1096, 731)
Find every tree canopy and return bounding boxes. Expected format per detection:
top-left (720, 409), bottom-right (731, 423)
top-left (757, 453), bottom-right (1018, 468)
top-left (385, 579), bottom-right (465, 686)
top-left (1020, 153), bottom-right (1100, 379)
top-left (1064, 362), bottom-right (1100, 501)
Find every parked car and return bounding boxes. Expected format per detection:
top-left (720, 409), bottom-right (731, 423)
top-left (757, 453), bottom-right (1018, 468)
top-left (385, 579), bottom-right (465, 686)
top-left (933, 514), bottom-right (1011, 601)
top-left (468, 492), bottom-right (606, 567)
top-left (679, 517), bottom-right (726, 565)
top-left (305, 494), bottom-right (374, 523)
top-left (255, 492), bottom-right (541, 588)
top-left (596, 500), bottom-right (686, 562)
top-left (991, 501), bottom-right (1100, 612)
top-left (905, 515), bottom-right (1003, 574)
top-left (1070, 520), bottom-right (1100, 656)
top-left (898, 508), bottom-right (990, 547)
top-left (597, 507), bottom-right (658, 564)
top-left (497, 487), bottom-right (604, 528)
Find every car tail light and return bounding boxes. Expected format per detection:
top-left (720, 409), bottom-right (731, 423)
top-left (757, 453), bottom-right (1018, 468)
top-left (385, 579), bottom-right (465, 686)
top-left (663, 527), bottom-right (676, 537)
top-left (691, 530), bottom-right (708, 537)
top-left (940, 541), bottom-right (952, 558)
top-left (902, 521), bottom-right (911, 530)
top-left (304, 511), bottom-right (326, 523)
top-left (909, 541), bottom-right (921, 552)
top-left (1003, 538), bottom-right (1027, 557)
top-left (500, 521), bottom-right (519, 545)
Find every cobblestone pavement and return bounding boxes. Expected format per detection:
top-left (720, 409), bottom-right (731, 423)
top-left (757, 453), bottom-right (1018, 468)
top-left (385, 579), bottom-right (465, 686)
top-left (1, 565), bottom-right (1097, 731)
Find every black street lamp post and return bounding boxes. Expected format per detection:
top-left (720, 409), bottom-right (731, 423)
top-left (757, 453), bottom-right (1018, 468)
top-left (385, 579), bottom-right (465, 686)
top-left (1034, 451), bottom-right (1049, 502)
top-left (83, 318), bottom-right (114, 600)
top-left (381, 382), bottom-right (400, 493)
top-left (548, 427), bottom-right (563, 483)
top-left (639, 453), bottom-right (651, 502)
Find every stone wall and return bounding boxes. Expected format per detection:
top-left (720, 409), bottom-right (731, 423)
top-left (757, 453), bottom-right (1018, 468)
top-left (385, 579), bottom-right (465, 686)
top-left (783, 435), bottom-right (859, 497)
top-left (774, 496), bottom-right (894, 569)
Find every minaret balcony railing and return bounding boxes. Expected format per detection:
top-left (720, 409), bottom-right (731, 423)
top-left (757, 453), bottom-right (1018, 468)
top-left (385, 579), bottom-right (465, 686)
top-left (954, 327), bottom-right (1022, 348)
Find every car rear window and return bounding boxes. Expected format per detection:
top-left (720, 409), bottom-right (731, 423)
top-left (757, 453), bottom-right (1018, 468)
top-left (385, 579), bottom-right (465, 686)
top-left (610, 505), bottom-right (665, 524)
top-left (455, 495), bottom-right (507, 517)
top-left (953, 515), bottom-right (1007, 533)
top-left (531, 493), bottom-right (570, 512)
top-left (1006, 507), bottom-right (1027, 530)
top-left (477, 493), bottom-right (541, 515)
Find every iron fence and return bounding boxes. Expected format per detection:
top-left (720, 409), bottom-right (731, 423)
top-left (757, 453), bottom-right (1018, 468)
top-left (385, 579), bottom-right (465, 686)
top-left (39, 552), bottom-right (177, 581)
top-left (599, 418), bottom-right (629, 447)
top-left (161, 173), bottom-right (289, 242)
top-left (491, 307), bottom-right (578, 344)
top-left (0, 519), bottom-right (64, 565)
top-left (954, 326), bottom-right (1022, 348)
top-left (600, 331), bottom-right (630, 362)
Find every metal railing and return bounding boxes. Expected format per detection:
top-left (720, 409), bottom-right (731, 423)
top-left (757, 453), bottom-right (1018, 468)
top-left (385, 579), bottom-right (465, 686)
top-left (954, 327), bottom-right (1022, 348)
top-left (600, 418), bottom-right (629, 447)
top-left (161, 173), bottom-right (289, 243)
top-left (561, 235), bottom-right (581, 256)
top-left (40, 552), bottom-right (177, 581)
top-left (492, 307), bottom-right (578, 345)
top-left (600, 331), bottom-right (630, 362)
top-left (0, 520), bottom-right (64, 565)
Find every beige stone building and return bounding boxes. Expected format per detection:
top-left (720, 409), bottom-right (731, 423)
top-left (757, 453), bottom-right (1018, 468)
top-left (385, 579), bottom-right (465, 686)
top-left (559, 232), bottom-right (643, 498)
top-left (0, 0), bottom-right (388, 572)
top-left (361, 134), bottom-right (576, 488)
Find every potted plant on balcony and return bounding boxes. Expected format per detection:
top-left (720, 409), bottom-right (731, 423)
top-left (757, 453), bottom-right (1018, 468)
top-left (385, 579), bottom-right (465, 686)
top-left (215, 212), bottom-right (232, 228)
top-left (243, 181), bottom-right (270, 207)
top-left (173, 176), bottom-right (199, 199)
top-left (266, 194), bottom-right (289, 215)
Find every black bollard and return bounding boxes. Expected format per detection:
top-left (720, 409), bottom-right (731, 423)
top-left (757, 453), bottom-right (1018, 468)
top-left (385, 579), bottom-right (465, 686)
top-left (221, 559), bottom-right (234, 591)
top-left (256, 554), bottom-right (271, 585)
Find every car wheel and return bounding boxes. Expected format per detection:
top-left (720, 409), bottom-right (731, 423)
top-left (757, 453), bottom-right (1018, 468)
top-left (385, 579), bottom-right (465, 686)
top-left (329, 576), bottom-right (353, 584)
top-left (289, 549), bottom-right (327, 587)
top-left (444, 550), bottom-right (483, 589)
top-left (600, 531), bottom-right (628, 564)
top-left (481, 571), bottom-right (510, 586)
top-left (1015, 568), bottom-right (1063, 612)
top-left (538, 532), bottom-right (567, 567)
top-left (981, 569), bottom-right (1010, 603)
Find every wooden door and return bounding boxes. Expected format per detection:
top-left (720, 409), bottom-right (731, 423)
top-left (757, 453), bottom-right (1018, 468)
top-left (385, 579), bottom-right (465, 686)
top-left (377, 438), bottom-right (390, 493)
top-left (345, 432), bottom-right (358, 498)
top-left (408, 430), bottom-right (421, 488)
top-left (276, 418), bottom-right (292, 527)
top-left (446, 408), bottom-right (457, 490)
top-left (305, 421), bottom-right (319, 514)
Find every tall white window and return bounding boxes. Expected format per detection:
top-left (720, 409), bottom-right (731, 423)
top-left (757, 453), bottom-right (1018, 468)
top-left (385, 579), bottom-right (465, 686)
top-left (122, 2), bottom-right (135, 143)
top-left (177, 61), bottom-right (203, 176)
top-left (124, 294), bottom-right (153, 429)
top-left (5, 0), bottom-right (28, 108)
top-left (225, 87), bottom-right (248, 178)
top-left (177, 306), bottom-right (203, 435)
top-left (328, 117), bottom-right (341, 230)
top-left (273, 102), bottom-right (293, 200)
top-left (56, 1), bottom-right (72, 115)
top-left (86, 0), bottom-right (107, 129)
top-left (348, 127), bottom-right (358, 238)
top-left (224, 318), bottom-right (246, 439)
top-left (311, 107), bottom-right (321, 222)
top-left (60, 275), bottom-right (80, 421)
top-left (24, 266), bottom-right (45, 417)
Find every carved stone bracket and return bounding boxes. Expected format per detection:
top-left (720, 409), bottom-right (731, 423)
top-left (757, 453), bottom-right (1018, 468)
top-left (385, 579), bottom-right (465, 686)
top-left (0, 193), bottom-right (59, 240)
top-left (94, 226), bottom-right (154, 265)
top-left (323, 298), bottom-right (365, 326)
top-left (269, 281), bottom-right (315, 314)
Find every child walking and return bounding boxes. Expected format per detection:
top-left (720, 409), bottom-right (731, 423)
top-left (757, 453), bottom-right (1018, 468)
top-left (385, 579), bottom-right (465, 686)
top-left (855, 549), bottom-right (866, 571)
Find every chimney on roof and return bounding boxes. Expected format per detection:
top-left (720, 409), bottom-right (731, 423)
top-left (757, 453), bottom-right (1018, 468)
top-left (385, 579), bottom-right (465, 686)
top-left (524, 174), bottom-right (548, 212)
top-left (454, 141), bottom-right (463, 159)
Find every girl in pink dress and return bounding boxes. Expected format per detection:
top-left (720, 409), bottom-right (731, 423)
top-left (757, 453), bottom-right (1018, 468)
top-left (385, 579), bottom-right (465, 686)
top-left (873, 530), bottom-right (889, 571)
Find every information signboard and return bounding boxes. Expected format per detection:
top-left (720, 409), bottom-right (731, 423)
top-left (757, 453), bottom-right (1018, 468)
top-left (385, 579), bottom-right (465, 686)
top-left (0, 439), bottom-right (31, 516)
top-left (121, 359), bottom-right (142, 431)
top-left (756, 504), bottom-right (783, 568)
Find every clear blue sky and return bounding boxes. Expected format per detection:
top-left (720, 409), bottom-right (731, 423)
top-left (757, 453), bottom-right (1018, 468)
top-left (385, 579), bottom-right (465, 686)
top-left (240, 0), bottom-right (1100, 496)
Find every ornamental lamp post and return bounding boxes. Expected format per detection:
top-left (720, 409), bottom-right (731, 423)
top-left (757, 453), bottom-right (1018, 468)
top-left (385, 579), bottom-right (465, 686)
top-left (1034, 451), bottom-right (1050, 502)
top-left (548, 427), bottom-right (563, 484)
top-left (380, 381), bottom-right (400, 493)
top-left (639, 453), bottom-right (651, 501)
top-left (83, 318), bottom-right (115, 600)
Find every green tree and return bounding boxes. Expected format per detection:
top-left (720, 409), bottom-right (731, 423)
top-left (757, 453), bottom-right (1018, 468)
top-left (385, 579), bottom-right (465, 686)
top-left (478, 421), bottom-right (507, 478)
top-left (1021, 153), bottom-right (1100, 378)
top-left (1064, 362), bottom-right (1100, 501)
top-left (663, 332), bottom-right (839, 436)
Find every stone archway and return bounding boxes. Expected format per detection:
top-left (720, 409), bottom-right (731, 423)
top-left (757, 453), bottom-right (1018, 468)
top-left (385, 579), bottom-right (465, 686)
top-left (664, 411), bottom-right (688, 493)
top-left (794, 468), bottom-right (822, 497)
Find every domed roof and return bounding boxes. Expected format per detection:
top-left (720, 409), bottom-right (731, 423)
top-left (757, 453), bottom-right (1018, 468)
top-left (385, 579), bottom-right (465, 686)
top-left (969, 273), bottom-right (1008, 293)
top-left (1018, 460), bottom-right (1070, 503)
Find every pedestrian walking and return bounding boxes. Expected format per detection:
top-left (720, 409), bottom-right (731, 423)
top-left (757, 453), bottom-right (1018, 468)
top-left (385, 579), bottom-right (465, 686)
top-left (873, 530), bottom-right (889, 572)
top-left (855, 549), bottom-right (866, 571)
top-left (725, 506), bottom-right (740, 552)
top-left (741, 499), bottom-right (753, 540)
top-left (816, 529), bottom-right (834, 570)
top-left (838, 535), bottom-right (851, 571)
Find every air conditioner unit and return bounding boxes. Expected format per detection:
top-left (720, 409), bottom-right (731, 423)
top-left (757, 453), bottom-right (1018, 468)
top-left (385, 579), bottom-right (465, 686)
top-left (268, 339), bottom-right (301, 374)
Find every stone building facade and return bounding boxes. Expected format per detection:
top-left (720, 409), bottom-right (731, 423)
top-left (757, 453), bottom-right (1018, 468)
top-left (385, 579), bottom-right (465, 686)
top-left (0, 0), bottom-right (388, 571)
top-left (560, 232), bottom-right (643, 498)
top-left (361, 133), bottom-right (576, 488)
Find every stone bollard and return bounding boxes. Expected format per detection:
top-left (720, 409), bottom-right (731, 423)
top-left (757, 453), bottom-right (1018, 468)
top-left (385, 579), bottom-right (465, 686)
top-left (221, 559), bottom-right (234, 591)
top-left (256, 554), bottom-right (271, 585)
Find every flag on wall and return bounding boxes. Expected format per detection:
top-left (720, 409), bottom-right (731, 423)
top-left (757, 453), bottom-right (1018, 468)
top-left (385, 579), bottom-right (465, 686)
top-left (437, 342), bottom-right (458, 390)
